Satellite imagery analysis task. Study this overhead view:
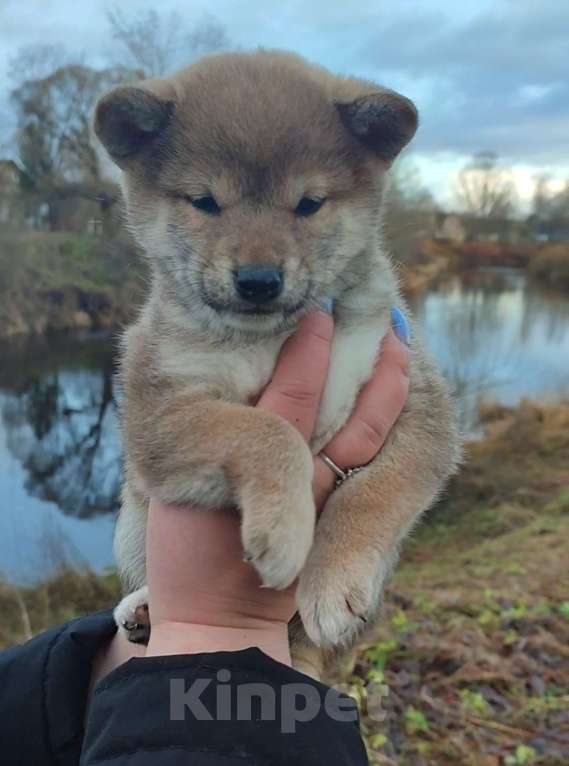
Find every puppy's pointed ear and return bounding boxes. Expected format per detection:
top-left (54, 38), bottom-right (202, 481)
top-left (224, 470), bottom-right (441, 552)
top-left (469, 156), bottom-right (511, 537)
top-left (337, 90), bottom-right (418, 162)
top-left (94, 85), bottom-right (175, 162)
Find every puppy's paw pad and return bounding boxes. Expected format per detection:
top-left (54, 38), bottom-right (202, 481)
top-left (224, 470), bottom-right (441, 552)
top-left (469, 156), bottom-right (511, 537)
top-left (114, 586), bottom-right (151, 645)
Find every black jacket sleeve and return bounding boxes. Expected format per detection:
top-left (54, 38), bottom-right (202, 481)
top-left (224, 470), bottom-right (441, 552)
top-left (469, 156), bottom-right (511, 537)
top-left (0, 610), bottom-right (116, 766)
top-left (0, 611), bottom-right (369, 766)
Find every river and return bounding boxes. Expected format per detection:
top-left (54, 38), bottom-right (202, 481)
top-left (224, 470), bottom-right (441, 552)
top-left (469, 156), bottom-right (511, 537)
top-left (1, 267), bottom-right (568, 582)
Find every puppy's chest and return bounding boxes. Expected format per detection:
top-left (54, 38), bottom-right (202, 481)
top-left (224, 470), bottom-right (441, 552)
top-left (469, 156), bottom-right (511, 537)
top-left (160, 322), bottom-right (387, 447)
top-left (159, 338), bottom-right (282, 403)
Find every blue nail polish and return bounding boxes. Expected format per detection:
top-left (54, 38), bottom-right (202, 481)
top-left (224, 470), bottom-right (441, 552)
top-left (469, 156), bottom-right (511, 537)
top-left (391, 306), bottom-right (410, 346)
top-left (321, 298), bottom-right (334, 314)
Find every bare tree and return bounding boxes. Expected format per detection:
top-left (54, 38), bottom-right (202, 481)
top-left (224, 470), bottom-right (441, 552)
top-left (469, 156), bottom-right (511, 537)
top-left (106, 5), bottom-right (231, 76)
top-left (9, 60), bottom-right (131, 228)
top-left (12, 63), bottom-right (132, 187)
top-left (188, 13), bottom-right (231, 55)
top-left (8, 43), bottom-right (74, 84)
top-left (387, 157), bottom-right (436, 212)
top-left (532, 174), bottom-right (552, 220)
top-left (106, 6), bottom-right (181, 77)
top-left (532, 175), bottom-right (569, 221)
top-left (455, 151), bottom-right (517, 219)
top-left (384, 156), bottom-right (437, 264)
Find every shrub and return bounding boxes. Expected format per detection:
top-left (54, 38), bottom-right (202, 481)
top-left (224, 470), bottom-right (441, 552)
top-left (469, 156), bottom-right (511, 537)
top-left (528, 243), bottom-right (569, 289)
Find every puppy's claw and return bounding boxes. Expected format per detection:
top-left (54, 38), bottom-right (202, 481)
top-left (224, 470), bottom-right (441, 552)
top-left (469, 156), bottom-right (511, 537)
top-left (346, 599), bottom-right (368, 623)
top-left (114, 585), bottom-right (151, 645)
top-left (122, 619), bottom-right (143, 632)
top-left (297, 559), bottom-right (387, 647)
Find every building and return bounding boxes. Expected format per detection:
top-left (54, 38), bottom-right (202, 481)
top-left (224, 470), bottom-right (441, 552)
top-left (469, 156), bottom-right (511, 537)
top-left (435, 212), bottom-right (529, 244)
top-left (436, 213), bottom-right (467, 242)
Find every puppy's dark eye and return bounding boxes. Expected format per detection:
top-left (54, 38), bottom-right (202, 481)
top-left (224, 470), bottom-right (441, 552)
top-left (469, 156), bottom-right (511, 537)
top-left (295, 197), bottom-right (325, 217)
top-left (188, 196), bottom-right (220, 215)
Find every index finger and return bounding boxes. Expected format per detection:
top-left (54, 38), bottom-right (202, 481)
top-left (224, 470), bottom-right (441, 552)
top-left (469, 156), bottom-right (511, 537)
top-left (258, 311), bottom-right (333, 441)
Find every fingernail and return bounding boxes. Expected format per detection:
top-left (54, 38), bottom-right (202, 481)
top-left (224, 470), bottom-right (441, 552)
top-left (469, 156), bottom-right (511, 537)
top-left (391, 306), bottom-right (411, 346)
top-left (320, 298), bottom-right (334, 314)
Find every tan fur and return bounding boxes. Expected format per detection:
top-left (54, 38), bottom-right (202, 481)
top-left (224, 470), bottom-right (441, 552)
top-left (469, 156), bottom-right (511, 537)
top-left (95, 49), bottom-right (461, 675)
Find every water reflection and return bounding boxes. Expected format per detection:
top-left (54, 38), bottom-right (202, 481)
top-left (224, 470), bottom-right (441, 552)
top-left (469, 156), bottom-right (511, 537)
top-left (410, 268), bottom-right (569, 428)
top-left (0, 333), bottom-right (121, 519)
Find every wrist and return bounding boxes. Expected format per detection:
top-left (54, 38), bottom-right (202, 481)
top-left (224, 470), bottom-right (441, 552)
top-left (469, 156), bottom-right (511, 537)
top-left (146, 619), bottom-right (292, 666)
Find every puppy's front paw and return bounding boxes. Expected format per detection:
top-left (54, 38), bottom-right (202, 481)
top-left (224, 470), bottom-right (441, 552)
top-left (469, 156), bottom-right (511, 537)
top-left (297, 554), bottom-right (387, 648)
top-left (114, 585), bottom-right (151, 644)
top-left (241, 474), bottom-right (315, 590)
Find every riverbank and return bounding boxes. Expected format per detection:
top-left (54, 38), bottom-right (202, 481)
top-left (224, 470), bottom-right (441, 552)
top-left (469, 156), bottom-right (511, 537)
top-left (528, 244), bottom-right (569, 291)
top-left (399, 239), bottom-right (569, 297)
top-left (398, 239), bottom-right (457, 297)
top-left (2, 233), bottom-right (568, 340)
top-left (1, 400), bottom-right (567, 763)
top-left (0, 232), bottom-right (144, 339)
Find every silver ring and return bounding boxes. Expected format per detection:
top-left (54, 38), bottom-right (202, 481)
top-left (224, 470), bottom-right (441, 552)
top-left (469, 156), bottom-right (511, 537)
top-left (320, 452), bottom-right (364, 488)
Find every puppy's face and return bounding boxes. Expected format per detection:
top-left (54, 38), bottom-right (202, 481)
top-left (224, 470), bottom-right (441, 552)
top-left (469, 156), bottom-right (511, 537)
top-left (95, 51), bottom-right (417, 337)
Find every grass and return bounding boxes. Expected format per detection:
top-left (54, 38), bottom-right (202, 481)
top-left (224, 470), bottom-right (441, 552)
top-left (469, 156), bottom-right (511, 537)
top-left (1, 401), bottom-right (568, 764)
top-left (335, 401), bottom-right (569, 765)
top-left (342, 502), bottom-right (569, 765)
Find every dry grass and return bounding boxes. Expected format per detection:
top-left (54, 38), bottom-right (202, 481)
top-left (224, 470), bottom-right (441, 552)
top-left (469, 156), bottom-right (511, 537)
top-left (0, 569), bottom-right (120, 648)
top-left (334, 401), bottom-right (569, 765)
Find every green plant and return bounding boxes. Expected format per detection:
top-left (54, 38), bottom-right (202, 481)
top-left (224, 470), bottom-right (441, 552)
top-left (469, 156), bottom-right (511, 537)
top-left (460, 689), bottom-right (491, 716)
top-left (391, 609), bottom-right (409, 631)
top-left (365, 639), bottom-right (398, 669)
top-left (505, 744), bottom-right (536, 765)
top-left (404, 706), bottom-right (430, 735)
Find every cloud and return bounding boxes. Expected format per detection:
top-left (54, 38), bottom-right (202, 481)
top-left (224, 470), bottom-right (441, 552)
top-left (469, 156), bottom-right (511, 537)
top-left (358, 0), bottom-right (569, 164)
top-left (0, 0), bottom-right (567, 195)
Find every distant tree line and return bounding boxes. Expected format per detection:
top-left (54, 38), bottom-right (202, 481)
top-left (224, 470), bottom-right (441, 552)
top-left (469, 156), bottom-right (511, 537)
top-left (0, 5), bottom-right (567, 245)
top-left (1, 6), bottom-right (230, 233)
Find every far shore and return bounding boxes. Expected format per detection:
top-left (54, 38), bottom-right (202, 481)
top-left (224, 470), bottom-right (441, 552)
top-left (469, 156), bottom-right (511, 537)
top-left (1, 231), bottom-right (568, 341)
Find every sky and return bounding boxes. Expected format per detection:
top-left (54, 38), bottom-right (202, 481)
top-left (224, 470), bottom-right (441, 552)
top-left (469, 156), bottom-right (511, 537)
top-left (0, 0), bottom-right (568, 208)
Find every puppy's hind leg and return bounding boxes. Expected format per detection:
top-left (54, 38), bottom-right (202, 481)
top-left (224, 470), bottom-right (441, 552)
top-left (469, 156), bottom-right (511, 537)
top-left (288, 614), bottom-right (326, 681)
top-left (114, 482), bottom-right (151, 643)
top-left (115, 481), bottom-right (149, 590)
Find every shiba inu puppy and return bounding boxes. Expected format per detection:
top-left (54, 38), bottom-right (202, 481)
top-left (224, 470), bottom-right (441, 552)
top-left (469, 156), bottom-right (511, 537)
top-left (95, 50), bottom-right (460, 676)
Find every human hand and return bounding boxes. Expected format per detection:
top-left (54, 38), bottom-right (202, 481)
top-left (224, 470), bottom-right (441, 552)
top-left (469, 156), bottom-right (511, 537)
top-left (145, 309), bottom-right (410, 663)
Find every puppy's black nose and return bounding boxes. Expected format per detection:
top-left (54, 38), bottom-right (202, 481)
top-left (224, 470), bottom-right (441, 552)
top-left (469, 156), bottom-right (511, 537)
top-left (234, 266), bottom-right (284, 305)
